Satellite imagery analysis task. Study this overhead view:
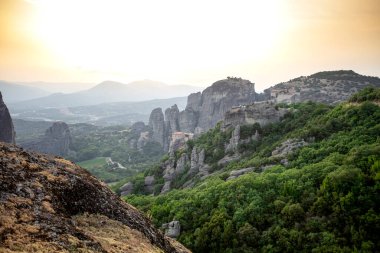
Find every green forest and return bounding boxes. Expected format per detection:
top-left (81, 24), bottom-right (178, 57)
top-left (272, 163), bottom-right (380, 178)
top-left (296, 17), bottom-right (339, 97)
top-left (125, 88), bottom-right (380, 252)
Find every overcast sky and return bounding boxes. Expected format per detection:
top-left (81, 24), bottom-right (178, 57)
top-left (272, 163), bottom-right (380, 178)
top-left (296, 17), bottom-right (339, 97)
top-left (1, 0), bottom-right (379, 91)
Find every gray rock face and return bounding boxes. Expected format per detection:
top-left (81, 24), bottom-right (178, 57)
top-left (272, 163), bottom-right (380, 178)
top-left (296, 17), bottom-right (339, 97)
top-left (225, 125), bottom-right (240, 153)
top-left (186, 92), bottom-right (202, 111)
top-left (190, 147), bottom-right (205, 174)
top-left (271, 139), bottom-right (308, 158)
top-left (148, 78), bottom-right (257, 142)
top-left (196, 78), bottom-right (256, 132)
top-left (176, 153), bottom-right (189, 174)
top-left (164, 105), bottom-right (180, 151)
top-left (130, 121), bottom-right (146, 134)
top-left (165, 105), bottom-right (180, 133)
top-left (264, 70), bottom-right (380, 105)
top-left (178, 109), bottom-right (198, 133)
top-left (168, 132), bottom-right (193, 153)
top-left (149, 108), bottom-right (165, 146)
top-left (0, 92), bottom-right (15, 144)
top-left (22, 122), bottom-right (71, 156)
top-left (161, 181), bottom-right (171, 194)
top-left (226, 167), bottom-right (255, 181)
top-left (137, 131), bottom-right (150, 151)
top-left (162, 221), bottom-right (181, 238)
top-left (217, 154), bottom-right (241, 167)
top-left (144, 176), bottom-right (155, 194)
top-left (223, 101), bottom-right (288, 129)
top-left (120, 182), bottom-right (134, 196)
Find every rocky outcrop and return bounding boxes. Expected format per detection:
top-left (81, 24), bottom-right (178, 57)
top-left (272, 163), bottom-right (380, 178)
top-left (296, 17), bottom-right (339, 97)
top-left (271, 139), bottom-right (308, 158)
top-left (131, 121), bottom-right (147, 134)
top-left (149, 108), bottom-right (166, 147)
top-left (179, 109), bottom-right (199, 133)
top-left (162, 221), bottom-right (181, 238)
top-left (144, 176), bottom-right (155, 194)
top-left (223, 101), bottom-right (288, 129)
top-left (165, 105), bottom-right (180, 133)
top-left (196, 78), bottom-right (256, 132)
top-left (148, 77), bottom-right (257, 150)
top-left (186, 92), bottom-right (202, 111)
top-left (137, 131), bottom-right (151, 151)
top-left (190, 147), bottom-right (205, 174)
top-left (225, 125), bottom-right (240, 153)
top-left (226, 167), bottom-right (255, 181)
top-left (0, 142), bottom-right (189, 253)
top-left (161, 181), bottom-right (172, 194)
top-left (264, 70), bottom-right (380, 105)
top-left (127, 121), bottom-right (150, 150)
top-left (22, 122), bottom-right (71, 156)
top-left (0, 92), bottom-right (16, 144)
top-left (217, 154), bottom-right (241, 167)
top-left (120, 182), bottom-right (134, 196)
top-left (176, 153), bottom-right (189, 174)
top-left (168, 132), bottom-right (194, 153)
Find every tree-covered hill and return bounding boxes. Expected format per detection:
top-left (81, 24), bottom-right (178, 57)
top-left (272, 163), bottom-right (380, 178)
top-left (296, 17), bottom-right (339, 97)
top-left (125, 88), bottom-right (380, 252)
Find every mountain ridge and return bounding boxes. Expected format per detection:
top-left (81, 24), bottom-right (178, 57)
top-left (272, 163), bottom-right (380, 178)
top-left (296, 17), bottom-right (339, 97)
top-left (10, 80), bottom-right (201, 109)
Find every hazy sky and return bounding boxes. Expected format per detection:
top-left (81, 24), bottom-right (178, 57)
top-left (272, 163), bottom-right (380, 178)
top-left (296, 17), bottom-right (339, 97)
top-left (1, 0), bottom-right (379, 91)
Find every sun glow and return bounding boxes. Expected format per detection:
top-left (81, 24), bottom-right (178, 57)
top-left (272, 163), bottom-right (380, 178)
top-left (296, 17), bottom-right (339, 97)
top-left (30, 0), bottom-right (284, 80)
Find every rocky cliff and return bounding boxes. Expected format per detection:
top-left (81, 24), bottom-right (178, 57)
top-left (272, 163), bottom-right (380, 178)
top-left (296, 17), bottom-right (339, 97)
top-left (149, 108), bottom-right (166, 147)
top-left (0, 142), bottom-right (189, 253)
top-left (195, 78), bottom-right (256, 131)
top-left (264, 70), bottom-right (380, 104)
top-left (21, 121), bottom-right (71, 156)
top-left (147, 77), bottom-right (257, 151)
top-left (0, 92), bottom-right (16, 144)
top-left (125, 71), bottom-right (380, 195)
top-left (223, 101), bottom-right (288, 129)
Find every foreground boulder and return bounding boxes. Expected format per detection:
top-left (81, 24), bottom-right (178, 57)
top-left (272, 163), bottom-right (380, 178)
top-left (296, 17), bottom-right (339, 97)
top-left (0, 92), bottom-right (15, 144)
top-left (0, 142), bottom-right (189, 253)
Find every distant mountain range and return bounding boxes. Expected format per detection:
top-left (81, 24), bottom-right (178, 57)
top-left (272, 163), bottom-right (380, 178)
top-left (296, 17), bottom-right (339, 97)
top-left (11, 96), bottom-right (188, 126)
top-left (8, 80), bottom-right (200, 109)
top-left (0, 81), bottom-right (51, 103)
top-left (18, 81), bottom-right (96, 93)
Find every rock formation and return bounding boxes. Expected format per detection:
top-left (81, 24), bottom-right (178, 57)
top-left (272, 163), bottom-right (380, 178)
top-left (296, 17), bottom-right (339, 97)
top-left (223, 101), bottom-right (288, 129)
top-left (144, 175), bottom-right (155, 194)
top-left (0, 142), bottom-right (189, 253)
top-left (168, 132), bottom-right (193, 153)
top-left (190, 147), bottom-right (206, 174)
top-left (271, 138), bottom-right (308, 158)
top-left (0, 92), bottom-right (16, 144)
top-left (148, 77), bottom-right (257, 151)
top-left (225, 125), bottom-right (240, 153)
top-left (149, 108), bottom-right (166, 147)
top-left (162, 221), bottom-right (181, 238)
top-left (264, 70), bottom-right (380, 105)
top-left (120, 182), bottom-right (134, 196)
top-left (133, 72), bottom-right (380, 196)
top-left (226, 167), bottom-right (255, 181)
top-left (196, 78), bottom-right (256, 131)
top-left (22, 121), bottom-right (71, 156)
top-left (165, 105), bottom-right (180, 133)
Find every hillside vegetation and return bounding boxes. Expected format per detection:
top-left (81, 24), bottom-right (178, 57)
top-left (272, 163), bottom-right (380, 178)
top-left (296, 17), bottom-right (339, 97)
top-left (125, 88), bottom-right (380, 252)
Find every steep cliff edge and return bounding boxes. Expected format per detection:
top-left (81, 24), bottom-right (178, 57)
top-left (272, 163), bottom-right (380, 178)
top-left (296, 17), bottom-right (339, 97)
top-left (0, 92), bottom-right (16, 144)
top-left (0, 143), bottom-right (189, 253)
